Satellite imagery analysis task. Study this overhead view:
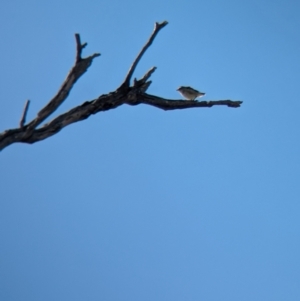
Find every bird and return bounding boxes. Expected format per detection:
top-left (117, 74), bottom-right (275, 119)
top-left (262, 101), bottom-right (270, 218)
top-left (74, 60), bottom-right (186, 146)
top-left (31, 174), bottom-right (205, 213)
top-left (176, 86), bottom-right (206, 101)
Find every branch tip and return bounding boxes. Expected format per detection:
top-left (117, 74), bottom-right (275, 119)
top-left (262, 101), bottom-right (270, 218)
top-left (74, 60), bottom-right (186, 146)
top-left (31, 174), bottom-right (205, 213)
top-left (120, 20), bottom-right (168, 88)
top-left (155, 21), bottom-right (168, 29)
top-left (19, 99), bottom-right (30, 128)
top-left (75, 33), bottom-right (81, 47)
top-left (75, 33), bottom-right (82, 62)
top-left (142, 66), bottom-right (156, 81)
top-left (90, 53), bottom-right (101, 59)
top-left (75, 33), bottom-right (88, 62)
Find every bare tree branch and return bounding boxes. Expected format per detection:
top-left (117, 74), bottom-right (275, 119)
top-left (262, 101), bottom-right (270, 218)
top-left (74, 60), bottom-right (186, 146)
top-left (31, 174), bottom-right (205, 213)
top-left (26, 34), bottom-right (100, 131)
top-left (0, 94), bottom-right (241, 149)
top-left (139, 94), bottom-right (242, 109)
top-left (19, 100), bottom-right (30, 128)
top-left (133, 67), bottom-right (157, 93)
top-left (120, 21), bottom-right (168, 89)
top-left (75, 33), bottom-right (87, 63)
top-left (0, 21), bottom-right (242, 151)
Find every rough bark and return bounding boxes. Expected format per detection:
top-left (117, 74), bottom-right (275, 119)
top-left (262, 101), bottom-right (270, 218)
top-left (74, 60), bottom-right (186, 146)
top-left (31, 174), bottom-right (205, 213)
top-left (0, 21), bottom-right (242, 151)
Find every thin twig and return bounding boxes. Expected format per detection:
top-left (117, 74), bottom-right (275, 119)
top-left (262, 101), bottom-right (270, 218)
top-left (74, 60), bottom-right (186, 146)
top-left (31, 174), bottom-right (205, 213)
top-left (75, 33), bottom-right (87, 62)
top-left (121, 21), bottom-right (168, 88)
top-left (19, 100), bottom-right (30, 128)
top-left (132, 67), bottom-right (157, 93)
top-left (134, 67), bottom-right (157, 87)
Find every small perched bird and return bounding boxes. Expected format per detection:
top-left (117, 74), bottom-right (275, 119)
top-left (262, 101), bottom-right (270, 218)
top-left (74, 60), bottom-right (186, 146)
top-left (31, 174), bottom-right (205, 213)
top-left (177, 86), bottom-right (206, 100)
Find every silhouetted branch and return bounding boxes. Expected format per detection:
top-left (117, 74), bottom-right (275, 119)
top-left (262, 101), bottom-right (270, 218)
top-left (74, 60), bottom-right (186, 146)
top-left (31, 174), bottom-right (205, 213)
top-left (133, 67), bottom-right (157, 93)
top-left (75, 33), bottom-right (87, 63)
top-left (0, 21), bottom-right (242, 151)
top-left (19, 100), bottom-right (30, 128)
top-left (139, 94), bottom-right (242, 109)
top-left (120, 21), bottom-right (168, 88)
top-left (26, 34), bottom-right (100, 131)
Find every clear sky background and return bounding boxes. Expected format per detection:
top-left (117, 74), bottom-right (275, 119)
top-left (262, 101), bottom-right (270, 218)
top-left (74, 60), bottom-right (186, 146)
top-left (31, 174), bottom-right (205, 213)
top-left (1, 0), bottom-right (300, 300)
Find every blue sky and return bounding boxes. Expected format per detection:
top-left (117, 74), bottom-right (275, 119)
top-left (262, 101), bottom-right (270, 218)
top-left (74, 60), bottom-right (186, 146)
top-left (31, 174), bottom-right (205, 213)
top-left (1, 0), bottom-right (300, 300)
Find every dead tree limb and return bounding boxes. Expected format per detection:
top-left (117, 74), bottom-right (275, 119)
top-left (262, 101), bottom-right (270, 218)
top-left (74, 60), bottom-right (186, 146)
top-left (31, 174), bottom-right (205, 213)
top-left (19, 100), bottom-right (30, 128)
top-left (120, 21), bottom-right (168, 89)
top-left (0, 21), bottom-right (242, 151)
